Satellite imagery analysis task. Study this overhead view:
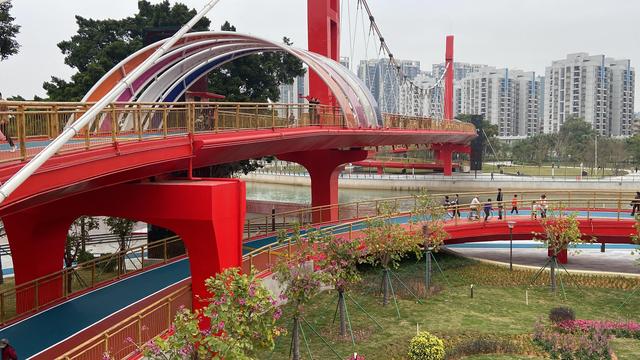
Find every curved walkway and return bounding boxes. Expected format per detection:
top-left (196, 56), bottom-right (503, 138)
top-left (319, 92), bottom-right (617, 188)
top-left (3, 209), bottom-right (637, 358)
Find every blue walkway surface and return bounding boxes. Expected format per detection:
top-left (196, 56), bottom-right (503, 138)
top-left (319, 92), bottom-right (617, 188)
top-left (3, 209), bottom-right (633, 358)
top-left (0, 260), bottom-right (190, 359)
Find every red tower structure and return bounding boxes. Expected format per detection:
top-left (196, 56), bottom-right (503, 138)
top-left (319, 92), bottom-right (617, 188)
top-left (307, 0), bottom-right (340, 107)
top-left (444, 35), bottom-right (454, 121)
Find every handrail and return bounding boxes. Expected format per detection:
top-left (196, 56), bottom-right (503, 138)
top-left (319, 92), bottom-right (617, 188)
top-left (0, 101), bottom-right (475, 166)
top-left (244, 189), bottom-right (638, 239)
top-left (0, 235), bottom-right (183, 325)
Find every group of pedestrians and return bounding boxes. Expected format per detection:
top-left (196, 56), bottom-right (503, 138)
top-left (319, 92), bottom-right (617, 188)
top-left (444, 190), bottom-right (549, 222)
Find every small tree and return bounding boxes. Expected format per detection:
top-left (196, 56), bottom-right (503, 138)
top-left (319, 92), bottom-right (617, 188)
top-left (362, 202), bottom-right (422, 306)
top-left (142, 267), bottom-right (283, 360)
top-left (411, 193), bottom-right (449, 291)
top-left (274, 226), bottom-right (327, 360)
top-left (533, 211), bottom-right (592, 292)
top-left (316, 233), bottom-right (367, 336)
top-left (0, 1), bottom-right (20, 61)
top-left (65, 216), bottom-right (99, 291)
top-left (104, 217), bottom-right (136, 275)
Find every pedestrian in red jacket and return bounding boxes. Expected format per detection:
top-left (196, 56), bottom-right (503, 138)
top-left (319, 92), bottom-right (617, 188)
top-left (0, 339), bottom-right (17, 360)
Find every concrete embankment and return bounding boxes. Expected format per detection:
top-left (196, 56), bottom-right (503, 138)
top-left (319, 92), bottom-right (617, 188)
top-left (241, 172), bottom-right (640, 193)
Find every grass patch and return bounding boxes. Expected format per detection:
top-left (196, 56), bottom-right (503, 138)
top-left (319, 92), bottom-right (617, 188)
top-left (262, 253), bottom-right (640, 359)
top-left (611, 338), bottom-right (640, 360)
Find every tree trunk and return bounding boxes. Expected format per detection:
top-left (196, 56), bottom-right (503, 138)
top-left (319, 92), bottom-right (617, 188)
top-left (338, 289), bottom-right (347, 336)
top-left (291, 316), bottom-right (300, 360)
top-left (425, 250), bottom-right (432, 292)
top-left (382, 268), bottom-right (390, 306)
top-left (118, 238), bottom-right (126, 275)
top-left (550, 255), bottom-right (557, 292)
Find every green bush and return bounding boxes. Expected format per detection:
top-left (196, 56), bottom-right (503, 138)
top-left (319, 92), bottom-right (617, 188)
top-left (407, 331), bottom-right (445, 360)
top-left (77, 249), bottom-right (95, 263)
top-left (549, 306), bottom-right (575, 324)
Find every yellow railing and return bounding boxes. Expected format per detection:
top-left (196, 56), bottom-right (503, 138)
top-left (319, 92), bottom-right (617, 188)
top-left (0, 101), bottom-right (475, 164)
top-left (244, 189), bottom-right (637, 239)
top-left (0, 236), bottom-right (184, 325)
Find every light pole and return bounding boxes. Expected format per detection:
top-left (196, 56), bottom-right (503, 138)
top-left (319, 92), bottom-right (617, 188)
top-left (507, 221), bottom-right (516, 271)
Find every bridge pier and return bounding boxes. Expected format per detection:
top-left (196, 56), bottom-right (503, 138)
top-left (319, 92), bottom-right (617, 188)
top-left (4, 180), bottom-right (245, 314)
top-left (549, 248), bottom-right (568, 264)
top-left (278, 149), bottom-right (367, 223)
top-left (432, 143), bottom-right (471, 176)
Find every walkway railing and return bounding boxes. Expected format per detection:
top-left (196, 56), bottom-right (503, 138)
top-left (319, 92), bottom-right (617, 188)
top-left (0, 236), bottom-right (184, 325)
top-left (0, 101), bottom-right (475, 164)
top-left (244, 189), bottom-right (638, 239)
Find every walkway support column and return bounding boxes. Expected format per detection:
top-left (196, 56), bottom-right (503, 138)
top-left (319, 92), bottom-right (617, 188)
top-left (4, 180), bottom-right (245, 314)
top-left (307, 0), bottom-right (340, 107)
top-left (548, 248), bottom-right (568, 264)
top-left (279, 149), bottom-right (367, 223)
top-left (432, 143), bottom-right (470, 176)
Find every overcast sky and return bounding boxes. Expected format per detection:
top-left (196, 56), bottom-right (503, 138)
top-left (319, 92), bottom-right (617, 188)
top-left (1, 0), bottom-right (638, 108)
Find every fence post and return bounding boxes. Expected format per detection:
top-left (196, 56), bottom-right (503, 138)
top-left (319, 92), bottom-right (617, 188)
top-left (16, 105), bottom-right (27, 160)
top-left (617, 192), bottom-right (621, 221)
top-left (255, 104), bottom-right (259, 129)
top-left (84, 105), bottom-right (91, 149)
top-left (136, 104), bottom-right (143, 141)
top-left (91, 261), bottom-right (96, 288)
top-left (214, 104), bottom-right (219, 133)
top-left (235, 104), bottom-right (240, 129)
top-left (111, 104), bottom-right (117, 144)
top-left (162, 106), bottom-right (168, 138)
top-left (271, 106), bottom-right (276, 129)
top-left (34, 279), bottom-right (39, 311)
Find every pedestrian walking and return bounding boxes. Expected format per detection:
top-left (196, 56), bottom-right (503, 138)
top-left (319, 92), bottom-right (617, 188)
top-left (539, 194), bottom-right (548, 218)
top-left (454, 194), bottom-right (461, 218)
top-left (531, 200), bottom-right (539, 220)
top-left (0, 93), bottom-right (16, 152)
top-left (443, 195), bottom-right (453, 218)
top-left (496, 188), bottom-right (504, 219)
top-left (0, 338), bottom-right (18, 360)
top-left (490, 172), bottom-right (494, 180)
top-left (469, 196), bottom-right (480, 221)
top-left (631, 192), bottom-right (640, 216)
top-left (483, 198), bottom-right (493, 222)
top-left (510, 194), bottom-right (519, 214)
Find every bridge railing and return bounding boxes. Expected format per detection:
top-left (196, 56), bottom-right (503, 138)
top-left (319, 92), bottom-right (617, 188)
top-left (0, 101), bottom-right (475, 164)
top-left (0, 236), bottom-right (184, 326)
top-left (244, 189), bottom-right (638, 239)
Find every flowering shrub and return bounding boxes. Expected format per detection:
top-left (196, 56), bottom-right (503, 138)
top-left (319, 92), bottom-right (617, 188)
top-left (143, 268), bottom-right (284, 360)
top-left (548, 306), bottom-right (575, 324)
top-left (533, 321), bottom-right (611, 360)
top-left (557, 319), bottom-right (640, 339)
top-left (407, 331), bottom-right (445, 360)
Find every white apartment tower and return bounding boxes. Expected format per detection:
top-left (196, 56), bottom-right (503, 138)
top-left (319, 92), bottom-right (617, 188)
top-left (460, 67), bottom-right (543, 137)
top-left (543, 53), bottom-right (635, 136)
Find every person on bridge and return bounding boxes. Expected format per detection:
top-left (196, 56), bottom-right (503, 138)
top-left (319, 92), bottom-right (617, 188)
top-left (453, 194), bottom-right (461, 218)
top-left (443, 195), bottom-right (453, 218)
top-left (539, 194), bottom-right (548, 218)
top-left (483, 199), bottom-right (493, 222)
top-left (0, 93), bottom-right (16, 153)
top-left (0, 339), bottom-right (18, 360)
top-left (631, 192), bottom-right (640, 216)
top-left (469, 196), bottom-right (480, 221)
top-left (496, 188), bottom-right (504, 219)
top-left (511, 194), bottom-right (519, 214)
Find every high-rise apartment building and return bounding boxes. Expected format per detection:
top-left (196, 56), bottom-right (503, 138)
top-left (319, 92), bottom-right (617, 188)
top-left (433, 62), bottom-right (488, 81)
top-left (357, 59), bottom-right (421, 114)
top-left (543, 53), bottom-right (635, 136)
top-left (460, 67), bottom-right (543, 137)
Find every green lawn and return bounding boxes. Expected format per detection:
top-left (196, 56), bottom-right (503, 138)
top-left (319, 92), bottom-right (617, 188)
top-left (611, 338), bottom-right (640, 359)
top-left (262, 253), bottom-right (640, 359)
top-left (482, 163), bottom-right (625, 177)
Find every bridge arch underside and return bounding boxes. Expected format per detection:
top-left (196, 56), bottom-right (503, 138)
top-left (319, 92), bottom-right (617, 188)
top-left (83, 31), bottom-right (381, 129)
top-left (4, 180), bottom-right (245, 313)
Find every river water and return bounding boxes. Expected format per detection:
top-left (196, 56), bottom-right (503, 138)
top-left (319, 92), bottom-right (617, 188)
top-left (246, 182), bottom-right (417, 204)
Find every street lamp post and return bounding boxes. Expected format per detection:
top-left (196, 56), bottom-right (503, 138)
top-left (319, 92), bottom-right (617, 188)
top-left (507, 221), bottom-right (516, 271)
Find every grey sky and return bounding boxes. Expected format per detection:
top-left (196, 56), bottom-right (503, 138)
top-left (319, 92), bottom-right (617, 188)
top-left (0, 0), bottom-right (638, 108)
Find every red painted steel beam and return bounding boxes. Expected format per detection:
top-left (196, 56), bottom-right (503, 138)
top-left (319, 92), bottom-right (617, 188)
top-left (444, 35), bottom-right (454, 121)
top-left (307, 0), bottom-right (340, 106)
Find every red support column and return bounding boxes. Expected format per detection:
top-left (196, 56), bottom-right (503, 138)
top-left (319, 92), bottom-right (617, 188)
top-left (279, 149), bottom-right (367, 223)
top-left (307, 0), bottom-right (340, 107)
top-left (432, 143), bottom-right (453, 176)
top-left (4, 180), bottom-right (245, 314)
top-left (444, 35), bottom-right (454, 121)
